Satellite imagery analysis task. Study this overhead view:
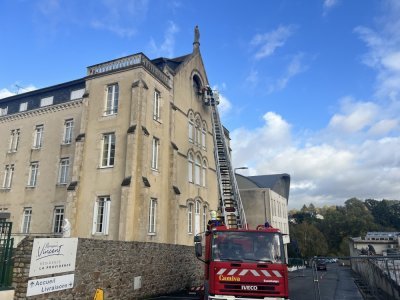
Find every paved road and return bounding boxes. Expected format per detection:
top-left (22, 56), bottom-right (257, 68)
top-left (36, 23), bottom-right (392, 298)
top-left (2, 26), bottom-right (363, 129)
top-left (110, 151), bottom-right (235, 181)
top-left (149, 264), bottom-right (363, 300)
top-left (289, 264), bottom-right (363, 300)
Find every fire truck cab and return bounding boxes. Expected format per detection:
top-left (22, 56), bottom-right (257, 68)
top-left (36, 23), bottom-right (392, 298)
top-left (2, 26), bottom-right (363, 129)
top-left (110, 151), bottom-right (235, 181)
top-left (195, 222), bottom-right (289, 300)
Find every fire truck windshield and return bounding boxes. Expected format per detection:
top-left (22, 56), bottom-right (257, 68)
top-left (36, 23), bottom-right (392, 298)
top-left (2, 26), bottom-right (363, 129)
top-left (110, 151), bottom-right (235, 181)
top-left (211, 231), bottom-right (284, 263)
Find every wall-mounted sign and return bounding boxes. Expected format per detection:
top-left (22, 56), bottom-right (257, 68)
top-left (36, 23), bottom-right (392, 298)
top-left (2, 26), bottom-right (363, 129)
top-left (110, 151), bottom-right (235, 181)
top-left (26, 274), bottom-right (74, 297)
top-left (29, 238), bottom-right (78, 277)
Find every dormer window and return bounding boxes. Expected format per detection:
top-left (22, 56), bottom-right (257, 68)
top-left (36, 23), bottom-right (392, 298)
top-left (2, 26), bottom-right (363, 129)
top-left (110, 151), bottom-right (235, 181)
top-left (40, 96), bottom-right (53, 107)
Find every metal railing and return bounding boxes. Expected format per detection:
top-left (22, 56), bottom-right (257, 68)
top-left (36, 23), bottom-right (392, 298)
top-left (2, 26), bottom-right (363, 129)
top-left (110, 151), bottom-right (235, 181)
top-left (0, 222), bottom-right (14, 290)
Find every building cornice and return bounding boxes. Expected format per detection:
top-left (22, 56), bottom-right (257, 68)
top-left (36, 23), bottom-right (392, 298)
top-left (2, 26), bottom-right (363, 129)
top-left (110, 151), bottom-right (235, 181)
top-left (0, 99), bottom-right (83, 123)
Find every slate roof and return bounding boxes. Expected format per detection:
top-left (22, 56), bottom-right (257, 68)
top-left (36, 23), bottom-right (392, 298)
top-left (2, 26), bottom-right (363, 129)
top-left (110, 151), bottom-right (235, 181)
top-left (236, 173), bottom-right (291, 200)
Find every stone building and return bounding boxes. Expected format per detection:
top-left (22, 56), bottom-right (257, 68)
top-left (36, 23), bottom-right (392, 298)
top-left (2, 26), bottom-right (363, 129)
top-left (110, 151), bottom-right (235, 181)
top-left (0, 27), bottom-right (218, 246)
top-left (236, 173), bottom-right (291, 243)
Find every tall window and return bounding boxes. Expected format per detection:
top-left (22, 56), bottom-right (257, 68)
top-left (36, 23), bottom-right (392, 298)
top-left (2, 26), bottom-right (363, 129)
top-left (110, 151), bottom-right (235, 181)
top-left (9, 129), bottom-right (20, 152)
top-left (101, 133), bottom-right (115, 167)
top-left (27, 162), bottom-right (39, 187)
top-left (63, 119), bottom-right (74, 144)
top-left (203, 205), bottom-right (208, 232)
top-left (202, 160), bottom-right (207, 187)
top-left (148, 198), bottom-right (157, 234)
top-left (188, 119), bottom-right (194, 143)
top-left (105, 84), bottom-right (119, 115)
top-left (153, 90), bottom-right (161, 121)
top-left (53, 206), bottom-right (64, 234)
top-left (58, 158), bottom-right (70, 184)
top-left (202, 123), bottom-right (207, 150)
top-left (22, 208), bottom-right (32, 234)
top-left (187, 203), bottom-right (193, 234)
top-left (151, 137), bottom-right (159, 170)
top-left (195, 200), bottom-right (200, 235)
top-left (195, 120), bottom-right (201, 146)
top-left (33, 125), bottom-right (44, 149)
top-left (195, 155), bottom-right (201, 185)
top-left (2, 164), bottom-right (14, 189)
top-left (92, 196), bottom-right (111, 235)
top-left (188, 153), bottom-right (194, 183)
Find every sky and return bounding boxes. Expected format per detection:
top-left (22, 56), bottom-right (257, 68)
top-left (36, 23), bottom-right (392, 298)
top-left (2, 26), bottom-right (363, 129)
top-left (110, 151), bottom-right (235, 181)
top-left (0, 0), bottom-right (399, 209)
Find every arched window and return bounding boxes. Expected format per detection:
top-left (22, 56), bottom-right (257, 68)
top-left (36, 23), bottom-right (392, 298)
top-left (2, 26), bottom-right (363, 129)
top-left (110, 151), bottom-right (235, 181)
top-left (195, 200), bottom-right (201, 234)
top-left (188, 153), bottom-right (194, 183)
top-left (202, 159), bottom-right (207, 187)
top-left (188, 202), bottom-right (193, 234)
top-left (196, 120), bottom-right (201, 146)
top-left (203, 205), bottom-right (208, 232)
top-left (202, 121), bottom-right (207, 150)
top-left (193, 75), bottom-right (202, 95)
top-left (195, 155), bottom-right (201, 185)
top-left (188, 113), bottom-right (194, 143)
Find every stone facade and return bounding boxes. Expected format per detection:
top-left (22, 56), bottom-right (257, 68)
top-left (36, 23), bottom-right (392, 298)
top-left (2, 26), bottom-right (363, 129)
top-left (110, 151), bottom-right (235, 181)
top-left (12, 236), bottom-right (203, 299)
top-left (0, 28), bottom-right (218, 246)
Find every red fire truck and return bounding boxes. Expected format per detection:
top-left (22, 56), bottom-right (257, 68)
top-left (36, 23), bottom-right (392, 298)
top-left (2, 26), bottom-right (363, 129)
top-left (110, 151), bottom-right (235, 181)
top-left (195, 87), bottom-right (289, 299)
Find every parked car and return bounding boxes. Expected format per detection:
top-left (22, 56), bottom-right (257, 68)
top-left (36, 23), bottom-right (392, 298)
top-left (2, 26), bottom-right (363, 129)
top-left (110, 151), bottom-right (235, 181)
top-left (316, 259), bottom-right (327, 271)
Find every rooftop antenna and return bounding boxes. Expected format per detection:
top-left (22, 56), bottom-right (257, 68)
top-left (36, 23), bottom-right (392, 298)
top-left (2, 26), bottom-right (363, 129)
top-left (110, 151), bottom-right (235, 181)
top-left (14, 84), bottom-right (29, 94)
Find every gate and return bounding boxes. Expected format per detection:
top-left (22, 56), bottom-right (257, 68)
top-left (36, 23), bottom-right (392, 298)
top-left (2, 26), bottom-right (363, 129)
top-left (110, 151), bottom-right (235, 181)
top-left (0, 221), bottom-right (13, 290)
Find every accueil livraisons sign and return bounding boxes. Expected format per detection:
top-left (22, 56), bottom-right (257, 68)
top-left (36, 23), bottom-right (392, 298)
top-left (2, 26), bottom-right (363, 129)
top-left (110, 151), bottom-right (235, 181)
top-left (29, 238), bottom-right (78, 277)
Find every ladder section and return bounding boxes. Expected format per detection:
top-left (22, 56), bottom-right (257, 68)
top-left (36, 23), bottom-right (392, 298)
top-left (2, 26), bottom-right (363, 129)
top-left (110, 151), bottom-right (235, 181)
top-left (207, 90), bottom-right (247, 229)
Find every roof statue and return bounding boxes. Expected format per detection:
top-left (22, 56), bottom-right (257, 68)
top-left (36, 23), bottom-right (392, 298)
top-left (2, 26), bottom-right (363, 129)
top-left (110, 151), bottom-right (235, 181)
top-left (193, 25), bottom-right (200, 51)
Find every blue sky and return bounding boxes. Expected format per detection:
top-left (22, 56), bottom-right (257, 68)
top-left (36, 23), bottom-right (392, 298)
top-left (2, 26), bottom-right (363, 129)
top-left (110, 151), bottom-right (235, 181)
top-left (1, 0), bottom-right (399, 209)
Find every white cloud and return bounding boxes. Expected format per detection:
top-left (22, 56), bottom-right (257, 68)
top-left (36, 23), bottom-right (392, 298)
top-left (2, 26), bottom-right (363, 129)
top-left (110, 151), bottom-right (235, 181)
top-left (0, 85), bottom-right (37, 99)
top-left (355, 0), bottom-right (400, 101)
top-left (231, 109), bottom-right (400, 209)
top-left (328, 98), bottom-right (378, 133)
top-left (267, 53), bottom-right (307, 93)
top-left (323, 0), bottom-right (338, 9)
top-left (0, 89), bottom-right (15, 99)
top-left (149, 21), bottom-right (179, 57)
top-left (89, 0), bottom-right (149, 38)
top-left (251, 25), bottom-right (295, 60)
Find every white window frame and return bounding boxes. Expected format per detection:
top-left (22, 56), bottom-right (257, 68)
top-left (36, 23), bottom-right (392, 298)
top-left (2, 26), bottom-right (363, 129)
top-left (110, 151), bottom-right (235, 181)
top-left (9, 129), bottom-right (20, 152)
top-left (58, 158), bottom-right (70, 184)
top-left (202, 160), bottom-right (207, 187)
top-left (148, 198), bottom-right (157, 234)
top-left (27, 162), bottom-right (39, 187)
top-left (70, 88), bottom-right (85, 100)
top-left (22, 208), bottom-right (32, 234)
top-left (188, 153), bottom-right (194, 183)
top-left (101, 133), bottom-right (115, 167)
top-left (92, 196), bottom-right (111, 235)
top-left (202, 126), bottom-right (206, 150)
top-left (195, 200), bottom-right (200, 235)
top-left (2, 164), bottom-right (14, 189)
top-left (105, 84), bottom-right (119, 115)
top-left (153, 90), bottom-right (161, 121)
top-left (188, 119), bottom-right (194, 143)
top-left (0, 107), bottom-right (8, 116)
top-left (62, 119), bottom-right (74, 144)
top-left (151, 137), bottom-right (160, 170)
top-left (19, 102), bottom-right (28, 112)
top-left (33, 125), bottom-right (44, 149)
top-left (53, 206), bottom-right (64, 234)
top-left (188, 203), bottom-right (193, 234)
top-left (203, 205), bottom-right (208, 232)
top-left (40, 96), bottom-right (53, 107)
top-left (194, 155), bottom-right (201, 185)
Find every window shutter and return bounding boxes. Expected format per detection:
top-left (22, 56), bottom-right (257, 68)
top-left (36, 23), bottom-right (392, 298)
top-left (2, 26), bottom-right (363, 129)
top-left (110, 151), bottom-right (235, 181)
top-left (104, 199), bottom-right (111, 235)
top-left (92, 201), bottom-right (98, 235)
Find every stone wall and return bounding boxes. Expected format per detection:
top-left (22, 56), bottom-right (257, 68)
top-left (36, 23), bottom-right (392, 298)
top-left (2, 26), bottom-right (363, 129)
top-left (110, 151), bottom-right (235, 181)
top-left (12, 237), bottom-right (204, 299)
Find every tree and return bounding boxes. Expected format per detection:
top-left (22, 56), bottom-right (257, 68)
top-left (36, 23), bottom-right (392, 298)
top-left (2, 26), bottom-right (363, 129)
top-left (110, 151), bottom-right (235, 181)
top-left (289, 222), bottom-right (328, 258)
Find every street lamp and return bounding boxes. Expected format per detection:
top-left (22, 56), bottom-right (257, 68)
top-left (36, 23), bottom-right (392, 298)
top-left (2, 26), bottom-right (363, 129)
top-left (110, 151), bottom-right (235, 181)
top-left (234, 167), bottom-right (248, 173)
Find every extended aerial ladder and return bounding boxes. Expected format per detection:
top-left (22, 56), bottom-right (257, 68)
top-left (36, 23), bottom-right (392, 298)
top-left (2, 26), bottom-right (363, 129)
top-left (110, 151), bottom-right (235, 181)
top-left (203, 86), bottom-right (247, 229)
